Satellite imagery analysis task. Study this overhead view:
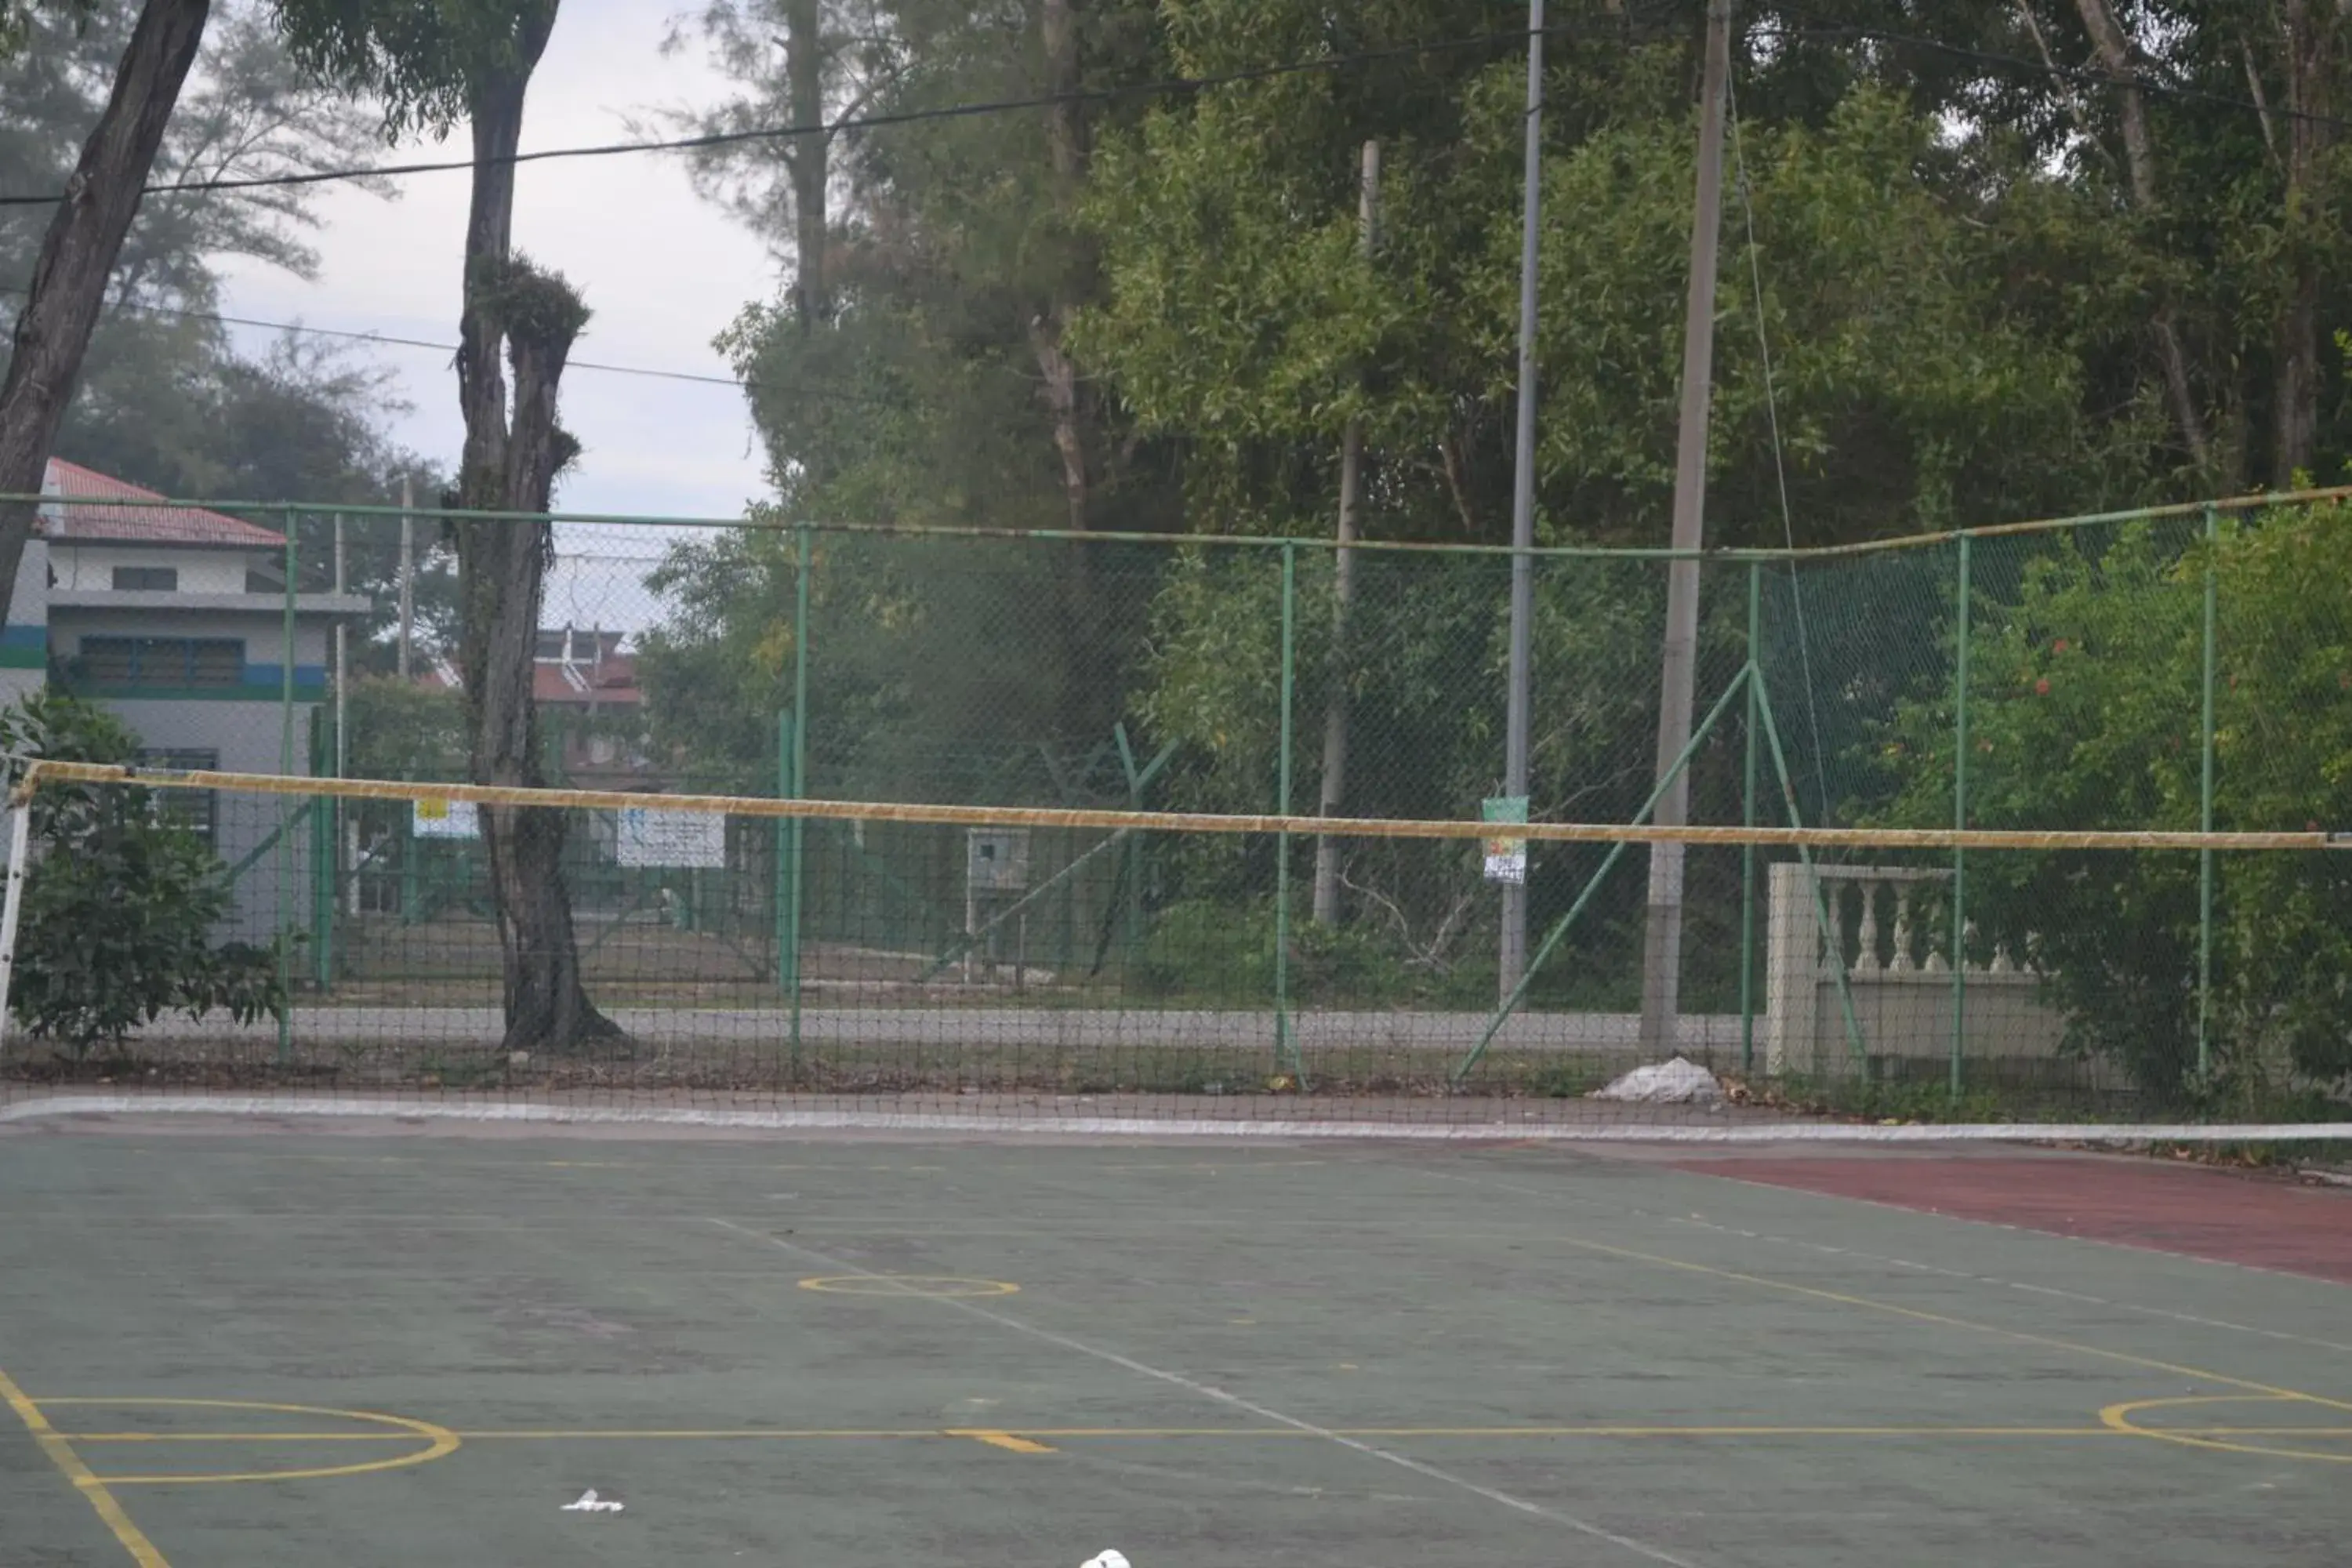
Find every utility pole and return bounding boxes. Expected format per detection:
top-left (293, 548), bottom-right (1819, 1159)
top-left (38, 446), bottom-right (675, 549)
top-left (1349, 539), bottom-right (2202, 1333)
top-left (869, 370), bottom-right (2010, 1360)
top-left (397, 474), bottom-right (415, 681)
top-left (1314, 138), bottom-right (1381, 927)
top-left (1498, 0), bottom-right (1544, 1000)
top-left (1638, 0), bottom-right (1733, 1055)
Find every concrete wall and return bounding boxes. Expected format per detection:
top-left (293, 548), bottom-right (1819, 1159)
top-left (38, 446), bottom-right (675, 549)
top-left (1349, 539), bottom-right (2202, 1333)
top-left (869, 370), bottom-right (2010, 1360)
top-left (101, 698), bottom-right (322, 943)
top-left (48, 604), bottom-right (335, 688)
top-left (48, 543), bottom-right (268, 595)
top-left (0, 537), bottom-right (45, 713)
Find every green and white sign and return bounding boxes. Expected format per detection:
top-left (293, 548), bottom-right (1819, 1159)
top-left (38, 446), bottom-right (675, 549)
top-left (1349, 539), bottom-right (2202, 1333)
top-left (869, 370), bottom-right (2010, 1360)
top-left (1482, 795), bottom-right (1528, 884)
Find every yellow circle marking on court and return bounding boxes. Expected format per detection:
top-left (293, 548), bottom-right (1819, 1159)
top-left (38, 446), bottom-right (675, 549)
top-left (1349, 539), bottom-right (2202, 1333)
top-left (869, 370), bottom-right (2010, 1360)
top-left (2101, 1393), bottom-right (2352, 1466)
top-left (797, 1275), bottom-right (1020, 1298)
top-left (40, 1398), bottom-right (459, 1485)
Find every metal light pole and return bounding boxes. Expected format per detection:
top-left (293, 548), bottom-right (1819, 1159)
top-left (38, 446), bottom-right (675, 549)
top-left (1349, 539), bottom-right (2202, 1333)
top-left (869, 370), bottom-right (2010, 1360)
top-left (1498, 0), bottom-right (1544, 1000)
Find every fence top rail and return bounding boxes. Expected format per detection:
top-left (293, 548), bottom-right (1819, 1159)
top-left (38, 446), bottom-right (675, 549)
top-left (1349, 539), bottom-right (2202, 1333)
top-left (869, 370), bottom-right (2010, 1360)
top-left (9, 483), bottom-right (2350, 565)
top-left (16, 760), bottom-right (2351, 855)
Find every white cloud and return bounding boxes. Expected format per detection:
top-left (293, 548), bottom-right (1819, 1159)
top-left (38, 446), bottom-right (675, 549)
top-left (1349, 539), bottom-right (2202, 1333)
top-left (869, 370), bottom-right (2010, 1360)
top-left (216, 0), bottom-right (779, 521)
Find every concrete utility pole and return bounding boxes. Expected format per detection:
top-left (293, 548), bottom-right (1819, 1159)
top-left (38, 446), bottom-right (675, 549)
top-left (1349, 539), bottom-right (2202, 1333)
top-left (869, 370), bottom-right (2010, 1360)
top-left (1638, 0), bottom-right (1734, 1054)
top-left (1313, 138), bottom-right (1380, 927)
top-left (1498, 0), bottom-right (1545, 1000)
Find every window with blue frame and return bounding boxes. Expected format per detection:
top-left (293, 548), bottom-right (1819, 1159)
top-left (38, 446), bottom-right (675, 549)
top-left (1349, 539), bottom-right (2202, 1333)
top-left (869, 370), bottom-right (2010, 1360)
top-left (78, 637), bottom-right (245, 687)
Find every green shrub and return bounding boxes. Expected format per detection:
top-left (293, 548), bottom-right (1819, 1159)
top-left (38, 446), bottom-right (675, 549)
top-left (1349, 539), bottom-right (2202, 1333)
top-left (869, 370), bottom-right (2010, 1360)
top-left (2, 691), bottom-right (290, 1057)
top-left (1872, 508), bottom-right (2352, 1105)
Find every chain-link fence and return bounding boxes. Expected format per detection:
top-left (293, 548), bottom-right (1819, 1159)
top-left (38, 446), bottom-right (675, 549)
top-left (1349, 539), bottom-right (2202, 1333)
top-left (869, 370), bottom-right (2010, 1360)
top-left (8, 488), bottom-right (2350, 1113)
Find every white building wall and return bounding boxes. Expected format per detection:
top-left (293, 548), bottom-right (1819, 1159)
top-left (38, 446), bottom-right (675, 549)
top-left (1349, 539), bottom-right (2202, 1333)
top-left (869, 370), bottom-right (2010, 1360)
top-left (47, 544), bottom-right (267, 595)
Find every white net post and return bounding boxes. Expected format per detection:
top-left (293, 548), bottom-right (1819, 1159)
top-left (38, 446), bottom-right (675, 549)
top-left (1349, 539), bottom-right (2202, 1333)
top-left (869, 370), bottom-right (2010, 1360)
top-left (0, 803), bottom-right (31, 1058)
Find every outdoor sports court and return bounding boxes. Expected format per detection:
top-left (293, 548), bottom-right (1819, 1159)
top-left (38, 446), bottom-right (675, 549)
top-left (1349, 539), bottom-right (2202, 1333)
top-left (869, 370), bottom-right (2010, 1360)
top-left (2, 1117), bottom-right (2347, 1566)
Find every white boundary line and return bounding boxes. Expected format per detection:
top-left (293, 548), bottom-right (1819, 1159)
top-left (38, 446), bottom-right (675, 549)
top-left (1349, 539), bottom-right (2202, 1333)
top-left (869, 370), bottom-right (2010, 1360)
top-left (2, 1094), bottom-right (2347, 1144)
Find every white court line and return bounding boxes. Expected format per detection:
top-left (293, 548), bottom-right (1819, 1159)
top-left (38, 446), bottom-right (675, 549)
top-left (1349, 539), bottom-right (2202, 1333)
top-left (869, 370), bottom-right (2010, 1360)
top-left (5, 1093), bottom-right (2350, 1144)
top-left (703, 1218), bottom-right (1699, 1568)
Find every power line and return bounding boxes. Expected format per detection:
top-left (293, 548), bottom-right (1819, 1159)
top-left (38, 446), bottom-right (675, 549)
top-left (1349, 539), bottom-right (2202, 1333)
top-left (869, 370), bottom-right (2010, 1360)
top-left (96, 292), bottom-right (742, 387)
top-left (1, 283), bottom-right (929, 408)
top-left (0, 27), bottom-right (1570, 209)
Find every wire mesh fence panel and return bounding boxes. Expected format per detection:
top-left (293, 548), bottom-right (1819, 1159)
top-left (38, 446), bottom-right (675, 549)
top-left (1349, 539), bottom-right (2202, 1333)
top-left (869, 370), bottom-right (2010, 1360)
top-left (0, 764), bottom-right (2344, 1143)
top-left (6, 488), bottom-right (2352, 1138)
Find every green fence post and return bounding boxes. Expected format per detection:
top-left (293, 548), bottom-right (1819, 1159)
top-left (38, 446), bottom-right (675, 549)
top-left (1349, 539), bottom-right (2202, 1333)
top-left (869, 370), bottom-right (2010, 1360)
top-left (1950, 533), bottom-right (1970, 1100)
top-left (310, 712), bottom-right (333, 991)
top-left (278, 517), bottom-right (298, 1063)
top-left (786, 524), bottom-right (812, 1062)
top-left (775, 710), bottom-right (793, 993)
top-left (2198, 503), bottom-right (2218, 1080)
top-left (1740, 561), bottom-right (1761, 1076)
top-left (1274, 543), bottom-right (1298, 1076)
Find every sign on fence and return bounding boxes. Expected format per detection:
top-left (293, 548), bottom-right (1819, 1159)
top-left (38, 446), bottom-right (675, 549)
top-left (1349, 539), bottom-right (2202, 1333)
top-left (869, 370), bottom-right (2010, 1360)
top-left (617, 806), bottom-right (728, 869)
top-left (1482, 795), bottom-right (1527, 884)
top-left (412, 797), bottom-right (479, 839)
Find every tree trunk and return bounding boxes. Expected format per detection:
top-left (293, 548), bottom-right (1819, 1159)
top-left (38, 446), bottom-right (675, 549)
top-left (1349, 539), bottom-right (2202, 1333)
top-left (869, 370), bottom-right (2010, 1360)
top-left (0, 0), bottom-right (211, 614)
top-left (2072, 0), bottom-right (2216, 477)
top-left (1312, 140), bottom-right (1379, 927)
top-left (450, 0), bottom-right (615, 1054)
top-left (1033, 0), bottom-right (1089, 535)
top-left (786, 0), bottom-right (828, 328)
top-left (1030, 0), bottom-right (1099, 738)
top-left (1310, 414), bottom-right (1359, 926)
top-left (2270, 0), bottom-right (2336, 486)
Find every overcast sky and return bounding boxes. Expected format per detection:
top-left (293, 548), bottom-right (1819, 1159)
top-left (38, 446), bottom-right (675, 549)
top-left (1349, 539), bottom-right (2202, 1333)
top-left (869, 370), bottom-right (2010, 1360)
top-left (216, 0), bottom-right (779, 532)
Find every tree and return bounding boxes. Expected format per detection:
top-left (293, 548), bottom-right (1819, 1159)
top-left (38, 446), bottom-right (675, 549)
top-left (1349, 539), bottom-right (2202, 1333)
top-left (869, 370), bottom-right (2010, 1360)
top-left (1, 690), bottom-right (286, 1058)
top-left (4, 2), bottom-right (433, 648)
top-left (0, 0), bottom-right (214, 615)
top-left (1872, 506), bottom-right (2352, 1102)
top-left (274, 0), bottom-right (614, 1053)
top-left (663, 0), bottom-right (907, 332)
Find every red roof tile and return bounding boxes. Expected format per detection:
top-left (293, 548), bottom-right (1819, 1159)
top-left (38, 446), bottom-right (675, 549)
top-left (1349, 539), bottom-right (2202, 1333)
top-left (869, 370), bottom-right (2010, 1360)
top-left (42, 459), bottom-right (286, 547)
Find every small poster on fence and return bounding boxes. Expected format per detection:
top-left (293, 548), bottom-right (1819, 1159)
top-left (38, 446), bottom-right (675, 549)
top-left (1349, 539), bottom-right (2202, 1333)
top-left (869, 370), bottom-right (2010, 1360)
top-left (412, 797), bottom-right (479, 839)
top-left (617, 807), bottom-right (728, 869)
top-left (1482, 795), bottom-right (1527, 884)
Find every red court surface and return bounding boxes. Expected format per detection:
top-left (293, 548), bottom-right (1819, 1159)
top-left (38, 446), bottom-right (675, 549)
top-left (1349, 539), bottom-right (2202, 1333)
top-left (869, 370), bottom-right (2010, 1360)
top-left (1673, 1154), bottom-right (2352, 1283)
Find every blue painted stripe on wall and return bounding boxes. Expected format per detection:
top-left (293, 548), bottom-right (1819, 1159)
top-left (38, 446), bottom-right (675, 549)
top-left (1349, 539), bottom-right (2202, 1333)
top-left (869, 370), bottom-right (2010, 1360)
top-left (241, 663), bottom-right (329, 687)
top-left (0, 625), bottom-right (48, 650)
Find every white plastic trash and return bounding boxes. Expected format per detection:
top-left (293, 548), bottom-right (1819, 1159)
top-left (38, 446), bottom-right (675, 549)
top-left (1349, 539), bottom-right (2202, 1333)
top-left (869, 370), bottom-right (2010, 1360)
top-left (1081, 1553), bottom-right (1131, 1568)
top-left (1590, 1056), bottom-right (1722, 1105)
top-left (562, 1489), bottom-right (625, 1514)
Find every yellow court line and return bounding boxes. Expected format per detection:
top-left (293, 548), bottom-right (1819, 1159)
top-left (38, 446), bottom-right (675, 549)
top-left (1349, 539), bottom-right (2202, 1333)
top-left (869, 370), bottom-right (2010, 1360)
top-left (2102, 1395), bottom-right (2352, 1466)
top-left (31, 1399), bottom-right (460, 1487)
top-left (0, 1367), bottom-right (170, 1568)
top-left (947, 1429), bottom-right (1058, 1454)
top-left (1526, 1230), bottom-right (2352, 1417)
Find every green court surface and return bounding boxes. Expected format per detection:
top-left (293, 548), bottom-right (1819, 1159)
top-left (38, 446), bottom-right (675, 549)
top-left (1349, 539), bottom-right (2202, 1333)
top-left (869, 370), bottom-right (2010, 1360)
top-left (2, 1121), bottom-right (2348, 1566)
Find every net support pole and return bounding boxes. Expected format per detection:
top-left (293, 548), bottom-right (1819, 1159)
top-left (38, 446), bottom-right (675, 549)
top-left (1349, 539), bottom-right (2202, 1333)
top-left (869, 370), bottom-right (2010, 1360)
top-left (1740, 563), bottom-right (1761, 1076)
top-left (1451, 667), bottom-right (1750, 1087)
top-left (2198, 503), bottom-right (2218, 1080)
top-left (786, 524), bottom-right (812, 1061)
top-left (1274, 543), bottom-right (1298, 1077)
top-left (0, 804), bottom-right (31, 1061)
top-left (1950, 532), bottom-right (1970, 1100)
top-left (278, 518), bottom-right (298, 1065)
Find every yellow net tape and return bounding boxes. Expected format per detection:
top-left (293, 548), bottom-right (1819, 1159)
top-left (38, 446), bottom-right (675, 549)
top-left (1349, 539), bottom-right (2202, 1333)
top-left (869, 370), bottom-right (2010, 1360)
top-left (18, 759), bottom-right (2348, 855)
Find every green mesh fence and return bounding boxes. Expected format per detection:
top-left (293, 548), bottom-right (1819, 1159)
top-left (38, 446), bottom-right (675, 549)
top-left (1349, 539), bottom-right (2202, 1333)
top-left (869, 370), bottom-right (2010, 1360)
top-left (4, 490), bottom-right (2350, 1127)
